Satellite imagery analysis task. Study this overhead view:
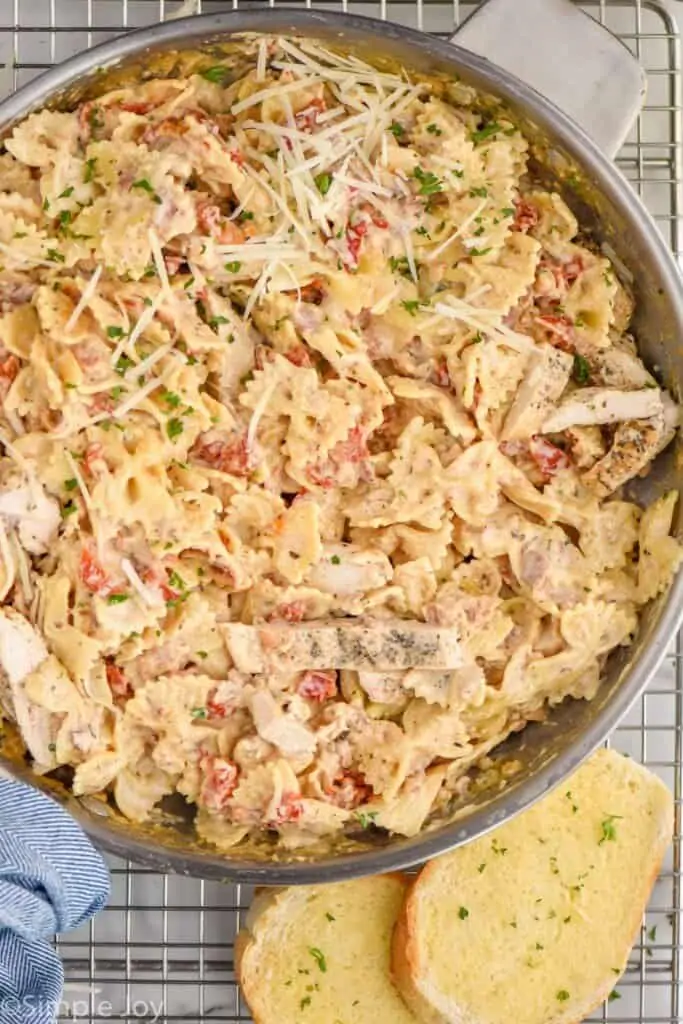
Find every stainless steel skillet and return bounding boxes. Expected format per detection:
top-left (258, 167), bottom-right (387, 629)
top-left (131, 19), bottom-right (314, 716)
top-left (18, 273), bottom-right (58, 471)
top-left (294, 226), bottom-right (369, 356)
top-left (0, 0), bottom-right (681, 884)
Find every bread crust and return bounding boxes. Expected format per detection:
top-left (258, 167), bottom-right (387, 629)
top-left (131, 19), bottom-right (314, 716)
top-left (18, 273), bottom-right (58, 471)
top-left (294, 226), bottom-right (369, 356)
top-left (237, 874), bottom-right (414, 1024)
top-left (391, 751), bottom-right (674, 1024)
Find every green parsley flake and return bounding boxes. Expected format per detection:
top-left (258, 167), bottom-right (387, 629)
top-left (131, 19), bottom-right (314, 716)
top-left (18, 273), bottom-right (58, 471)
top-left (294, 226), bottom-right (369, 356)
top-left (200, 65), bottom-right (228, 83)
top-left (167, 418), bottom-right (184, 442)
top-left (115, 355), bottom-right (134, 376)
top-left (64, 478), bottom-right (78, 491)
top-left (469, 186), bottom-right (489, 198)
top-left (573, 354), bottom-right (590, 384)
top-left (314, 172), bottom-right (333, 196)
top-left (239, 210), bottom-right (254, 222)
top-left (107, 593), bottom-right (129, 605)
top-left (162, 390), bottom-right (181, 408)
top-left (477, 862), bottom-right (486, 873)
top-left (556, 991), bottom-right (570, 1003)
top-left (330, 555), bottom-right (341, 565)
top-left (61, 500), bottom-right (77, 519)
top-left (501, 206), bottom-right (515, 217)
top-left (58, 186), bottom-right (75, 199)
top-left (300, 997), bottom-right (312, 1010)
top-left (191, 707), bottom-right (207, 719)
top-left (46, 248), bottom-right (65, 263)
top-left (167, 570), bottom-right (186, 591)
top-left (308, 948), bottom-right (327, 973)
top-left (106, 325), bottom-right (126, 339)
top-left (325, 912), bottom-right (335, 922)
top-left (401, 299), bottom-right (421, 316)
top-left (608, 991), bottom-right (621, 1003)
top-left (426, 123), bottom-right (442, 136)
top-left (197, 651), bottom-right (208, 659)
top-left (599, 813), bottom-right (623, 845)
top-left (132, 178), bottom-right (162, 204)
top-left (458, 906), bottom-right (469, 920)
top-left (209, 315), bottom-right (230, 329)
top-left (355, 811), bottom-right (378, 829)
top-left (84, 157), bottom-right (97, 183)
top-left (413, 165), bottom-right (443, 197)
top-left (469, 247), bottom-right (492, 257)
top-left (471, 121), bottom-right (503, 144)
top-left (224, 261), bottom-right (241, 273)
top-left (388, 121), bottom-right (404, 137)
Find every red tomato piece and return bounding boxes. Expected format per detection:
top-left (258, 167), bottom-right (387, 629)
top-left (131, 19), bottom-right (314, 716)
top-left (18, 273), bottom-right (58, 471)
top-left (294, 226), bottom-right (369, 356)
top-left (297, 670), bottom-right (337, 702)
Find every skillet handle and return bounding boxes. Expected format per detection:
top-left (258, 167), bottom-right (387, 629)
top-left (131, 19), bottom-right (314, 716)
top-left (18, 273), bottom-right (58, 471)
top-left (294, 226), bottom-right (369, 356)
top-left (452, 0), bottom-right (646, 159)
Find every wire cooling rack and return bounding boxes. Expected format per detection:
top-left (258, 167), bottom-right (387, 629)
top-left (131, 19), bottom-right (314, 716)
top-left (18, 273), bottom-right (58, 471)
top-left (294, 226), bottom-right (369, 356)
top-left (0, 0), bottom-right (680, 1020)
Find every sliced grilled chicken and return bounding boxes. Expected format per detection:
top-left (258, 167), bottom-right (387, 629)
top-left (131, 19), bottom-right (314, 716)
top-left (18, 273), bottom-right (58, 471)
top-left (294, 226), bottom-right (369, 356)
top-left (582, 416), bottom-right (666, 497)
top-left (222, 619), bottom-right (462, 672)
top-left (501, 344), bottom-right (573, 441)
top-left (0, 482), bottom-right (60, 555)
top-left (542, 387), bottom-right (663, 433)
top-left (306, 544), bottom-right (393, 598)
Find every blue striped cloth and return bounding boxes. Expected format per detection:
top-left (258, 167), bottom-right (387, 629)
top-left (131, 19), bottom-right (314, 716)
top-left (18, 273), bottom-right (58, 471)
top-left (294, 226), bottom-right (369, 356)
top-left (0, 778), bottom-right (110, 1024)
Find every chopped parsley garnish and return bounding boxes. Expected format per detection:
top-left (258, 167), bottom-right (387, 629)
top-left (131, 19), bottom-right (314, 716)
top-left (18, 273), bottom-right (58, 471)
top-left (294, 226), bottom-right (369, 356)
top-left (501, 206), bottom-right (515, 217)
top-left (647, 925), bottom-right (657, 942)
top-left (115, 355), bottom-right (134, 376)
top-left (300, 997), bottom-right (312, 1010)
top-left (355, 811), bottom-right (378, 828)
top-left (167, 418), bottom-right (184, 442)
top-left (599, 813), bottom-right (623, 845)
top-left (572, 354), bottom-right (590, 384)
top-left (401, 299), bottom-right (422, 316)
top-left (64, 478), bottom-right (78, 492)
top-left (191, 707), bottom-right (207, 719)
top-left (197, 651), bottom-right (208, 659)
top-left (89, 106), bottom-right (104, 132)
top-left (477, 862), bottom-right (486, 873)
top-left (48, 743), bottom-right (56, 753)
top-left (106, 593), bottom-right (129, 605)
top-left (469, 247), bottom-right (492, 257)
top-left (471, 121), bottom-right (503, 144)
top-left (565, 790), bottom-right (579, 813)
top-left (110, 386), bottom-right (123, 400)
top-left (167, 570), bottom-right (186, 591)
top-left (58, 186), bottom-right (75, 199)
top-left (426, 123), bottom-right (442, 136)
top-left (469, 186), bottom-right (489, 198)
top-left (61, 500), bottom-right (77, 519)
top-left (84, 157), bottom-right (97, 183)
top-left (46, 248), bottom-right (64, 263)
top-left (389, 256), bottom-right (411, 276)
top-left (535, 943), bottom-right (544, 951)
top-left (388, 121), bottom-right (404, 137)
top-left (162, 389), bottom-right (181, 409)
top-left (42, 197), bottom-right (50, 211)
top-left (416, 226), bottom-right (430, 237)
top-left (556, 990), bottom-right (570, 1003)
top-left (491, 838), bottom-right (508, 855)
top-left (330, 555), bottom-right (341, 565)
top-left (314, 172), bottom-right (333, 196)
top-left (224, 261), bottom-right (241, 273)
top-left (308, 948), bottom-right (327, 973)
top-left (132, 178), bottom-right (162, 204)
top-left (458, 906), bottom-right (469, 920)
top-left (238, 210), bottom-right (254, 222)
top-left (209, 315), bottom-right (230, 328)
top-left (106, 325), bottom-right (126, 339)
top-left (325, 912), bottom-right (335, 922)
top-left (413, 165), bottom-right (443, 196)
top-left (200, 65), bottom-right (229, 83)
top-left (608, 990), bottom-right (621, 1002)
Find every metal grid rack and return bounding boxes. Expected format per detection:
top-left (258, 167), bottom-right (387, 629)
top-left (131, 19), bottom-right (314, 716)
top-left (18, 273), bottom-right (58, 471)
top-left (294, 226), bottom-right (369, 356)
top-left (0, 0), bottom-right (680, 1020)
